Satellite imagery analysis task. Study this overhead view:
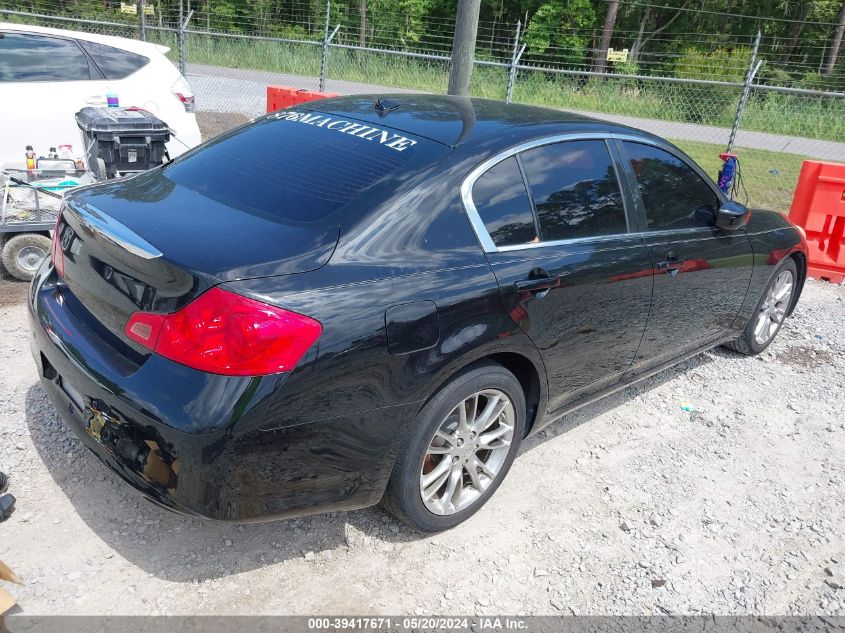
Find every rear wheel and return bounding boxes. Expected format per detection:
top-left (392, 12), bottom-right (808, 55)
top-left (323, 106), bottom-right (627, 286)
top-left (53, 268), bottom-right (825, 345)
top-left (383, 363), bottom-right (525, 532)
top-left (725, 258), bottom-right (797, 355)
top-left (2, 233), bottom-right (52, 282)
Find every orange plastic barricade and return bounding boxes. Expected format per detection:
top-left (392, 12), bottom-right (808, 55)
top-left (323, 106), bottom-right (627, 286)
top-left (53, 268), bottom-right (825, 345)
top-left (788, 160), bottom-right (845, 284)
top-left (266, 86), bottom-right (341, 113)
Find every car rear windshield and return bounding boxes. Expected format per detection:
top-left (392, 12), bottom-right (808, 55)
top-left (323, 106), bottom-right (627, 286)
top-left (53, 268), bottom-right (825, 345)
top-left (163, 110), bottom-right (425, 223)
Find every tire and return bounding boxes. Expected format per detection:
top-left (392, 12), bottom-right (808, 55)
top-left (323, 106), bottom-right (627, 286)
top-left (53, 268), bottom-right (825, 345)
top-left (724, 257), bottom-right (798, 356)
top-left (1, 233), bottom-right (52, 282)
top-left (383, 362), bottom-right (525, 532)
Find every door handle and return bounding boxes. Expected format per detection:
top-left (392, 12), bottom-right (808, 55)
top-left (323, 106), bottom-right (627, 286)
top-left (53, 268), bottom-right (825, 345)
top-left (657, 259), bottom-right (686, 276)
top-left (657, 259), bottom-right (686, 271)
top-left (514, 276), bottom-right (560, 293)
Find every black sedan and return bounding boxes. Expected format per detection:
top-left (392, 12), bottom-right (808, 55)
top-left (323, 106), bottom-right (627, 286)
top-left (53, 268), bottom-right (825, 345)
top-left (29, 95), bottom-right (807, 532)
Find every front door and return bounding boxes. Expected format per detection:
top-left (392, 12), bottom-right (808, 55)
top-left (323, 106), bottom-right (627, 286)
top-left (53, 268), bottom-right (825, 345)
top-left (616, 140), bottom-right (754, 372)
top-left (467, 138), bottom-right (654, 412)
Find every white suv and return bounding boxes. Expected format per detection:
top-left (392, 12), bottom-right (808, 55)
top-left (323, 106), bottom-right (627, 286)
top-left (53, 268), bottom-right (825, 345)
top-left (0, 22), bottom-right (202, 169)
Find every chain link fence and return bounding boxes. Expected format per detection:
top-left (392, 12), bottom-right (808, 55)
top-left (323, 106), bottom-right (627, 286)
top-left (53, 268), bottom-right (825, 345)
top-left (3, 3), bottom-right (845, 212)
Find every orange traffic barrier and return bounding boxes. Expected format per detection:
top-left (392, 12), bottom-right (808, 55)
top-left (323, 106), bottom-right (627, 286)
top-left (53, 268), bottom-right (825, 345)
top-left (266, 86), bottom-right (341, 113)
top-left (788, 160), bottom-right (845, 284)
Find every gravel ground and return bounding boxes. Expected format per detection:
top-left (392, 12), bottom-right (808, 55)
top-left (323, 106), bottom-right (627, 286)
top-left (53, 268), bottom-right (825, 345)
top-left (0, 277), bottom-right (843, 616)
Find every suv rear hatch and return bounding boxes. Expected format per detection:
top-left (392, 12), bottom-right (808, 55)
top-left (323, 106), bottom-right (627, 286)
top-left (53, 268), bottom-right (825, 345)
top-left (51, 108), bottom-right (431, 352)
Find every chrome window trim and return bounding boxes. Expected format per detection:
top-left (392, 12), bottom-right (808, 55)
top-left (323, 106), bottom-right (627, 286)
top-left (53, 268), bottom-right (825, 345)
top-left (461, 132), bottom-right (652, 254)
top-left (496, 232), bottom-right (637, 253)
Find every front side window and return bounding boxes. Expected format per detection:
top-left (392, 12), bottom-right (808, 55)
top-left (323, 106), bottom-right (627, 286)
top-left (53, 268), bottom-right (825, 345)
top-left (622, 141), bottom-right (720, 230)
top-left (0, 33), bottom-right (91, 82)
top-left (518, 140), bottom-right (627, 241)
top-left (79, 40), bottom-right (148, 79)
top-left (471, 156), bottom-right (537, 247)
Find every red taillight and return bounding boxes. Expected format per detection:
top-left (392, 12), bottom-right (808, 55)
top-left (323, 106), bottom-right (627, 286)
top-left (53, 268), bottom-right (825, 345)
top-left (124, 287), bottom-right (322, 376)
top-left (51, 215), bottom-right (65, 278)
top-left (174, 92), bottom-right (195, 113)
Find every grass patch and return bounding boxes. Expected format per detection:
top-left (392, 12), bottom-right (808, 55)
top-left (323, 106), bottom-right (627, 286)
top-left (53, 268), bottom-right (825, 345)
top-left (673, 139), bottom-right (805, 212)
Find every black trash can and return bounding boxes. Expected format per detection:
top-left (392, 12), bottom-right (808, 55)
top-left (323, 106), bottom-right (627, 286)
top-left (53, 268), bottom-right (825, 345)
top-left (75, 107), bottom-right (171, 180)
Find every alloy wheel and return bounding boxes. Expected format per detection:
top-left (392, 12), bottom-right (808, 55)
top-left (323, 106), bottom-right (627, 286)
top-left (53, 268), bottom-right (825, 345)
top-left (754, 269), bottom-right (794, 345)
top-left (419, 389), bottom-right (515, 516)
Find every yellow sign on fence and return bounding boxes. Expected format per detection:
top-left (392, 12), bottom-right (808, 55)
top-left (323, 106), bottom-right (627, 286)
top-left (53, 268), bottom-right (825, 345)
top-left (120, 2), bottom-right (154, 15)
top-left (606, 48), bottom-right (629, 63)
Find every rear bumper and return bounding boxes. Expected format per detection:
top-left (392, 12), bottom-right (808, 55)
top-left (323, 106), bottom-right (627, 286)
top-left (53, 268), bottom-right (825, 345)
top-left (28, 266), bottom-right (407, 521)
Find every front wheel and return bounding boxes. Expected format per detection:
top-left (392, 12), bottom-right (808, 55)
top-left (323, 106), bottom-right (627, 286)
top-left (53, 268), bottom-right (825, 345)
top-left (383, 363), bottom-right (525, 532)
top-left (725, 258), bottom-right (797, 355)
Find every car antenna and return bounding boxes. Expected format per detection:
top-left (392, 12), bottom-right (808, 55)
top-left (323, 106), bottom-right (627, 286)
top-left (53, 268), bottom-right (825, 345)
top-left (374, 99), bottom-right (400, 115)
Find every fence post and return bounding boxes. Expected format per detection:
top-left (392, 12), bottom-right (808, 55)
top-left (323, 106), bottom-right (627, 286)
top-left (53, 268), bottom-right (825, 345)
top-left (726, 30), bottom-right (762, 153)
top-left (505, 20), bottom-right (525, 103)
top-left (138, 0), bottom-right (146, 41)
top-left (319, 0), bottom-right (331, 92)
top-left (178, 2), bottom-right (193, 77)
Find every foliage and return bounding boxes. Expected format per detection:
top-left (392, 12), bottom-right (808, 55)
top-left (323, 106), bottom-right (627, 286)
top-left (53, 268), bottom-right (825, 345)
top-left (3, 0), bottom-right (843, 88)
top-left (523, 0), bottom-right (596, 66)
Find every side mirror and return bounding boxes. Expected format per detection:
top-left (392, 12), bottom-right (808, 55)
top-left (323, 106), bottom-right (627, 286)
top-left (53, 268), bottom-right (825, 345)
top-left (715, 200), bottom-right (749, 230)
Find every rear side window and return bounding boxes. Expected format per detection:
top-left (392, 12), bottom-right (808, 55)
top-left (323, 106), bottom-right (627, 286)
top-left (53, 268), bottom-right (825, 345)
top-left (79, 40), bottom-right (149, 79)
top-left (622, 141), bottom-right (720, 230)
top-left (519, 140), bottom-right (627, 241)
top-left (471, 156), bottom-right (537, 247)
top-left (163, 110), bottom-right (424, 223)
top-left (0, 33), bottom-right (92, 82)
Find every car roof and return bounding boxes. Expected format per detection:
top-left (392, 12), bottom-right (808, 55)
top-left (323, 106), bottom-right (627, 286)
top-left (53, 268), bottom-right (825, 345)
top-left (301, 94), bottom-right (654, 148)
top-left (0, 21), bottom-right (169, 56)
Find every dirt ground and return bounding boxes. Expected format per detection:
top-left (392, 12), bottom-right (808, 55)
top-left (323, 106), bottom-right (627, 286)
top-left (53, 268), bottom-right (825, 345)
top-left (0, 275), bottom-right (843, 616)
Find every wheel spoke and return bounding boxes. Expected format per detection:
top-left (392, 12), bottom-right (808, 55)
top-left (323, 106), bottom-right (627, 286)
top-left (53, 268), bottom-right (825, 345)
top-left (422, 458), bottom-right (451, 489)
top-left (456, 402), bottom-right (469, 435)
top-left (471, 456), bottom-right (496, 479)
top-left (468, 394), bottom-right (479, 427)
top-left (465, 462), bottom-right (483, 492)
top-left (422, 468), bottom-right (450, 501)
top-left (441, 465), bottom-right (463, 512)
top-left (767, 318), bottom-right (778, 340)
top-left (754, 314), bottom-right (768, 339)
top-left (478, 424), bottom-right (512, 449)
top-left (427, 430), bottom-right (454, 455)
top-left (472, 396), bottom-right (507, 434)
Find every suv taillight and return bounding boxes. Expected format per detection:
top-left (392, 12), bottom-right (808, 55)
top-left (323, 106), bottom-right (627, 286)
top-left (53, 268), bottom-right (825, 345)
top-left (124, 287), bottom-right (322, 376)
top-left (51, 215), bottom-right (65, 278)
top-left (174, 92), bottom-right (195, 113)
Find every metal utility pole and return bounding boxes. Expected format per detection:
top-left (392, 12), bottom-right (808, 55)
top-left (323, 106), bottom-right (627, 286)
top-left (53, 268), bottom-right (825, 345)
top-left (447, 0), bottom-right (481, 96)
top-left (139, 0), bottom-right (147, 41)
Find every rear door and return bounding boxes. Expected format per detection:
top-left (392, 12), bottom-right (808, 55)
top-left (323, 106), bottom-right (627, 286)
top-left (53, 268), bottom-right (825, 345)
top-left (0, 31), bottom-right (107, 168)
top-left (465, 136), bottom-right (654, 412)
top-left (616, 139), bottom-right (753, 372)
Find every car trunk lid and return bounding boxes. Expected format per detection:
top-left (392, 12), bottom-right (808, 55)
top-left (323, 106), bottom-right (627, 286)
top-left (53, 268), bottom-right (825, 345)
top-left (56, 177), bottom-right (338, 352)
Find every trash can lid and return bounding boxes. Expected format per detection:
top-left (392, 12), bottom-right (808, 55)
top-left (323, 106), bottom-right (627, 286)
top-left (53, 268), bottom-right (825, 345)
top-left (75, 107), bottom-right (170, 133)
